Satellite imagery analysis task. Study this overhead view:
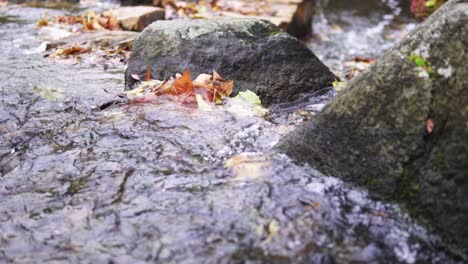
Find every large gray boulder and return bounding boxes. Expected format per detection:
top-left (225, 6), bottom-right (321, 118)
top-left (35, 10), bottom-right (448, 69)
top-left (124, 18), bottom-right (336, 105)
top-left (278, 0), bottom-right (468, 258)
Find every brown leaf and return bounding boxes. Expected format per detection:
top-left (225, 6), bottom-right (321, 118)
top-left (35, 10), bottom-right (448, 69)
top-left (97, 17), bottom-right (109, 28)
top-left (62, 46), bottom-right (90, 55)
top-left (221, 80), bottom-right (234, 96)
top-left (145, 66), bottom-right (152, 81)
top-left (107, 13), bottom-right (120, 30)
top-left (213, 69), bottom-right (222, 81)
top-left (37, 13), bottom-right (48, 27)
top-left (171, 69), bottom-right (193, 95)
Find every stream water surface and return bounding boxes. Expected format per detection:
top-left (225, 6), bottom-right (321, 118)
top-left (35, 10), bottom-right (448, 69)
top-left (0, 2), bottom-right (462, 264)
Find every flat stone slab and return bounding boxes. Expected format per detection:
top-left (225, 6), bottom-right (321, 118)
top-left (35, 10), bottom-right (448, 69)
top-left (111, 6), bottom-right (165, 32)
top-left (46, 30), bottom-right (138, 50)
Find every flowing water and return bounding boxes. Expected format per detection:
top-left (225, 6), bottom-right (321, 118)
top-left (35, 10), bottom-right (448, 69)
top-left (0, 2), bottom-right (462, 263)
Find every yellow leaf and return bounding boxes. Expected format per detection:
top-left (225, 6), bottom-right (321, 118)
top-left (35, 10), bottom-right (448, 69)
top-left (195, 94), bottom-right (212, 111)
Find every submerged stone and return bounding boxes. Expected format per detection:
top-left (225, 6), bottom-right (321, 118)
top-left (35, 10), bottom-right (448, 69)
top-left (278, 0), bottom-right (468, 258)
top-left (124, 18), bottom-right (336, 105)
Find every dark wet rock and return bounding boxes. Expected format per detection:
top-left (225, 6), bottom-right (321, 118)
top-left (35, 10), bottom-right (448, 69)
top-left (112, 6), bottom-right (165, 32)
top-left (0, 5), bottom-right (462, 264)
top-left (124, 18), bottom-right (336, 105)
top-left (120, 0), bottom-right (153, 6)
top-left (278, 0), bottom-right (468, 258)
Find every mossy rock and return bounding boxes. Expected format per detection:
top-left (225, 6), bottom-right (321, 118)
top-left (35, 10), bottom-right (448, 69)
top-left (278, 0), bottom-right (468, 258)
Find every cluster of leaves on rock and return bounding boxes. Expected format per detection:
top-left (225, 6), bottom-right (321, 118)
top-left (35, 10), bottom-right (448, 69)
top-left (164, 0), bottom-right (276, 20)
top-left (126, 67), bottom-right (234, 109)
top-left (410, 0), bottom-right (447, 19)
top-left (47, 45), bottom-right (130, 65)
top-left (37, 10), bottom-right (120, 31)
top-left (37, 11), bottom-right (130, 64)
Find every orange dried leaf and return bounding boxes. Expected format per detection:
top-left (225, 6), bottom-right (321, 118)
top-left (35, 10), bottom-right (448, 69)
top-left (62, 46), bottom-right (90, 55)
top-left (145, 66), bottom-right (152, 81)
top-left (86, 21), bottom-right (96, 30)
top-left (171, 69), bottom-right (193, 95)
top-left (221, 80), bottom-right (234, 96)
top-left (107, 13), bottom-right (119, 30)
top-left (426, 118), bottom-right (435, 134)
top-left (37, 13), bottom-right (49, 27)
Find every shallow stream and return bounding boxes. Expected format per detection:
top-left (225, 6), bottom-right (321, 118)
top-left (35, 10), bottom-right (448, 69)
top-left (0, 2), bottom-right (461, 263)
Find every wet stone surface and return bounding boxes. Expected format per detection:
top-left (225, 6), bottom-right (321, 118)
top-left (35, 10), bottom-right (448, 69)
top-left (0, 5), bottom-right (461, 264)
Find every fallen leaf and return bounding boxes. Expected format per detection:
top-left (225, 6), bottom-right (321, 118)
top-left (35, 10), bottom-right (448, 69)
top-left (332, 80), bottom-right (348, 92)
top-left (152, 78), bottom-right (174, 95)
top-left (107, 12), bottom-right (119, 30)
top-left (426, 118), bottom-right (435, 134)
top-left (235, 90), bottom-right (261, 105)
top-left (145, 66), bottom-right (152, 81)
top-left (213, 69), bottom-right (222, 81)
top-left (193, 73), bottom-right (212, 87)
top-left (37, 13), bottom-right (49, 27)
top-left (131, 74), bottom-right (141, 81)
top-left (97, 16), bottom-right (109, 28)
top-left (171, 69), bottom-right (193, 95)
top-left (62, 46), bottom-right (90, 55)
top-left (124, 87), bottom-right (145, 96)
top-left (195, 94), bottom-right (212, 111)
top-left (268, 220), bottom-right (280, 236)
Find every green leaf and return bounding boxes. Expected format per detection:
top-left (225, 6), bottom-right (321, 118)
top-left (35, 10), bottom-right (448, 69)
top-left (409, 54), bottom-right (434, 75)
top-left (425, 0), bottom-right (437, 8)
top-left (235, 90), bottom-right (261, 106)
top-left (409, 54), bottom-right (428, 67)
top-left (332, 80), bottom-right (348, 92)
